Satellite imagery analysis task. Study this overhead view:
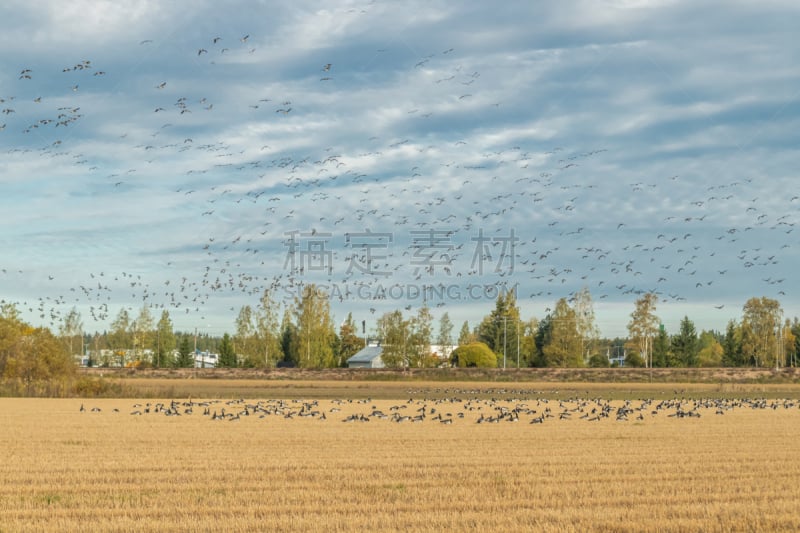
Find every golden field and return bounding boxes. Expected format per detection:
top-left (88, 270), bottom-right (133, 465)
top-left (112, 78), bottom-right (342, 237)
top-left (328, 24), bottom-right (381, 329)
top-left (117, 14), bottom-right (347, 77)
top-left (2, 390), bottom-right (800, 532)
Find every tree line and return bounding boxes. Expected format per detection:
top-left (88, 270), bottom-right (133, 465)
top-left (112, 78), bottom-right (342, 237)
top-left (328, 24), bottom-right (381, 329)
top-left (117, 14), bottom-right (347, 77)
top-left (2, 286), bottom-right (798, 373)
top-left (458, 290), bottom-right (797, 369)
top-left (0, 303), bottom-right (76, 392)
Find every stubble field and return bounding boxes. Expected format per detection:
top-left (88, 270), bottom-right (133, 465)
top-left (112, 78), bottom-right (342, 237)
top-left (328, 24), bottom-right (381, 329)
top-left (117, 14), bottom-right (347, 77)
top-left (2, 384), bottom-right (800, 532)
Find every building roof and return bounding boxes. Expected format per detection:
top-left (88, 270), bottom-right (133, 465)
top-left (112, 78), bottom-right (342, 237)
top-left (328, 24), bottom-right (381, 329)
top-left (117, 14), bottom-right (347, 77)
top-left (347, 345), bottom-right (383, 364)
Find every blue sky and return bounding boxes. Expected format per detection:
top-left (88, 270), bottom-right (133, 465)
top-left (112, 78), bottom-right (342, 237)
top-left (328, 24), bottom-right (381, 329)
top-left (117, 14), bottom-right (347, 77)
top-left (1, 0), bottom-right (798, 338)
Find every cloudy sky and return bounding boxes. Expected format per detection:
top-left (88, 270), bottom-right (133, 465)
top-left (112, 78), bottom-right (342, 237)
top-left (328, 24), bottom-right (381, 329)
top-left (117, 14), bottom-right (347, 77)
top-left (1, 0), bottom-right (798, 339)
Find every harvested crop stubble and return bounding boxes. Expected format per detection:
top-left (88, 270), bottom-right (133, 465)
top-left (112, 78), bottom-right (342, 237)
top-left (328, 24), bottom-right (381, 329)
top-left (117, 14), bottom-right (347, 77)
top-left (1, 396), bottom-right (800, 532)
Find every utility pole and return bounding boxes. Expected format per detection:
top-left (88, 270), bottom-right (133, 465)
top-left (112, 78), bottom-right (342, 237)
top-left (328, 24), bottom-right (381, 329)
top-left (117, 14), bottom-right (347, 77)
top-left (402, 326), bottom-right (406, 369)
top-left (503, 317), bottom-right (507, 370)
top-left (776, 313), bottom-right (784, 370)
top-left (493, 315), bottom-right (510, 369)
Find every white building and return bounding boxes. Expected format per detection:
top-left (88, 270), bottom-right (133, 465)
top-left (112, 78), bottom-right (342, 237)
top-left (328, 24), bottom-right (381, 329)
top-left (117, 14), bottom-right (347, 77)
top-left (428, 344), bottom-right (456, 360)
top-left (194, 351), bottom-right (218, 368)
top-left (346, 341), bottom-right (457, 368)
top-left (346, 341), bottom-right (384, 369)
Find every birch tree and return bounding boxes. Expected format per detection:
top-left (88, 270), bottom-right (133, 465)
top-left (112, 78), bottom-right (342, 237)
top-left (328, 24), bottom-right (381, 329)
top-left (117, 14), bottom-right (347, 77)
top-left (235, 305), bottom-right (255, 366)
top-left (293, 284), bottom-right (335, 368)
top-left (255, 289), bottom-right (282, 368)
top-left (572, 287), bottom-right (600, 362)
top-left (132, 306), bottom-right (154, 364)
top-left (741, 297), bottom-right (782, 367)
top-left (109, 308), bottom-right (132, 366)
top-left (408, 304), bottom-right (434, 367)
top-left (627, 292), bottom-right (659, 368)
top-left (59, 307), bottom-right (83, 357)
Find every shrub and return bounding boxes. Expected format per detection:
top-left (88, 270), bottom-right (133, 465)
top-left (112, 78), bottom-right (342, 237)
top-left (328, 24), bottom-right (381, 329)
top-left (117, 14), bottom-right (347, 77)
top-left (588, 354), bottom-right (610, 368)
top-left (71, 377), bottom-right (124, 397)
top-left (450, 343), bottom-right (497, 368)
top-left (625, 351), bottom-right (645, 368)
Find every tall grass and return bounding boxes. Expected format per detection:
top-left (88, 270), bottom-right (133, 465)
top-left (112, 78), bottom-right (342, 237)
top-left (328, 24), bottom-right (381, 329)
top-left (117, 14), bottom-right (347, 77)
top-left (0, 376), bottom-right (132, 398)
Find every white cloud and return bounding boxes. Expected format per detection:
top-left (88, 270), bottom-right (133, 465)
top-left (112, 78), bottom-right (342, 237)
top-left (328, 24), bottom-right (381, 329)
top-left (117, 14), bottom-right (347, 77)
top-left (1, 0), bottom-right (799, 336)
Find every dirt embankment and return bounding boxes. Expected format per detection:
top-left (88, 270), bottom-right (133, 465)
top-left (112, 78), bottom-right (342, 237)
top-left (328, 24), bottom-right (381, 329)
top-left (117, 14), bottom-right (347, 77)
top-left (78, 366), bottom-right (800, 384)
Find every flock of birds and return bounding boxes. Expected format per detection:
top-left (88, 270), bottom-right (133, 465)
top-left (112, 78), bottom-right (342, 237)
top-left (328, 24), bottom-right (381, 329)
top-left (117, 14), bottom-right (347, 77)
top-left (78, 394), bottom-right (800, 426)
top-left (2, 9), bottom-right (798, 336)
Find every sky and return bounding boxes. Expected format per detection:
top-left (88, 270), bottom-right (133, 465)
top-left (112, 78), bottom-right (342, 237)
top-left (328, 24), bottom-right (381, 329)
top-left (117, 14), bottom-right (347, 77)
top-left (1, 0), bottom-right (798, 340)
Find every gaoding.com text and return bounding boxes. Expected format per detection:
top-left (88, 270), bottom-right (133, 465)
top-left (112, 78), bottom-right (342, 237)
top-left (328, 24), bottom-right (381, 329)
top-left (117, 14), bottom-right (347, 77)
top-left (281, 282), bottom-right (519, 302)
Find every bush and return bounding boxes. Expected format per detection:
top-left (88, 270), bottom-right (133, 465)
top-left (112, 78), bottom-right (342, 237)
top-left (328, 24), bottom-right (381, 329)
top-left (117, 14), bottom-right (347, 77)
top-left (450, 343), bottom-right (497, 368)
top-left (625, 351), bottom-right (645, 368)
top-left (71, 377), bottom-right (124, 397)
top-left (588, 354), bottom-right (610, 368)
